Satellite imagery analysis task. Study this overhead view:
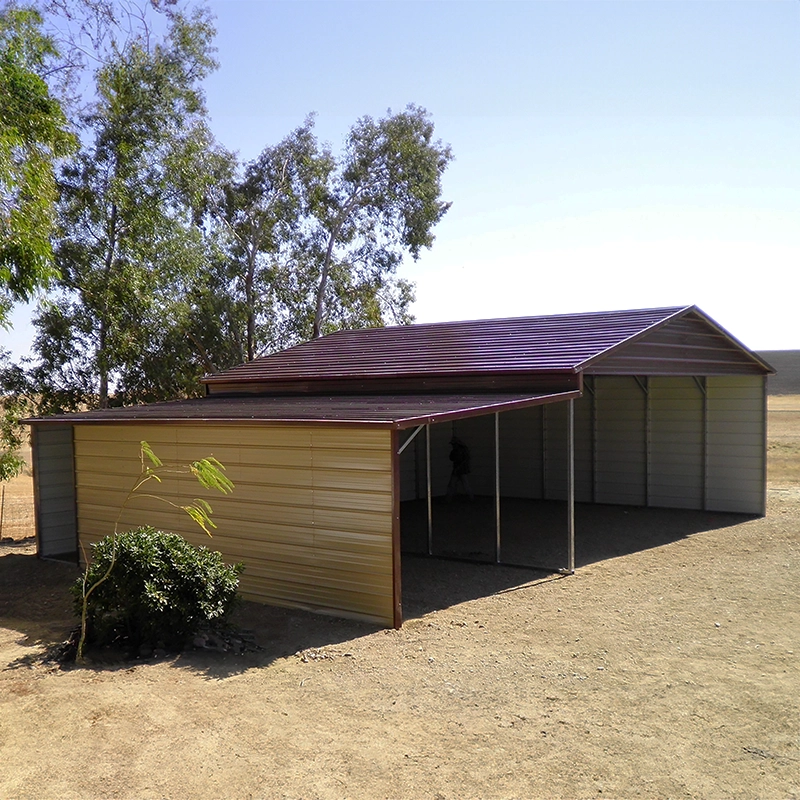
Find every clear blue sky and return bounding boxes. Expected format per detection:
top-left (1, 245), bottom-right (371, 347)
top-left (6, 0), bottom-right (800, 356)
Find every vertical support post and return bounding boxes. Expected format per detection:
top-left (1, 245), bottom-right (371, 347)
top-left (390, 430), bottom-right (403, 629)
top-left (700, 377), bottom-right (708, 511)
top-left (761, 374), bottom-right (768, 516)
top-left (567, 398), bottom-right (575, 574)
top-left (542, 404), bottom-right (548, 498)
top-left (426, 424), bottom-right (433, 556)
top-left (644, 376), bottom-right (651, 508)
top-left (586, 376), bottom-right (597, 504)
top-left (495, 412), bottom-right (501, 564)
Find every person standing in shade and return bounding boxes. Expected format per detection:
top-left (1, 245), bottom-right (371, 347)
top-left (447, 436), bottom-right (474, 500)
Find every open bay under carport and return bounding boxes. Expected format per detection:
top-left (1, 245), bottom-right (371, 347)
top-left (398, 373), bottom-right (768, 574)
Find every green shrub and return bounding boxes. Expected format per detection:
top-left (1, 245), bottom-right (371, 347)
top-left (72, 526), bottom-right (243, 650)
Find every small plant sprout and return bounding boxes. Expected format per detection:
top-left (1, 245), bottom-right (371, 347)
top-left (75, 441), bottom-right (235, 662)
top-left (134, 442), bottom-right (234, 535)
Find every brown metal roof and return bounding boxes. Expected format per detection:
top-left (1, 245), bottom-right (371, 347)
top-left (26, 390), bottom-right (581, 430)
top-left (203, 306), bottom-right (694, 386)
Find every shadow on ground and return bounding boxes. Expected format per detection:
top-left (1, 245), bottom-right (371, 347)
top-left (402, 496), bottom-right (750, 568)
top-left (400, 496), bottom-right (753, 617)
top-left (0, 500), bottom-right (752, 678)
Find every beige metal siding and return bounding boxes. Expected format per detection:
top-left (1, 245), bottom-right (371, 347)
top-left (573, 394), bottom-right (594, 502)
top-left (73, 424), bottom-right (395, 625)
top-left (594, 377), bottom-right (647, 505)
top-left (706, 376), bottom-right (766, 514)
top-left (32, 424), bottom-right (77, 557)
top-left (543, 397), bottom-right (593, 501)
top-left (649, 377), bottom-right (704, 509)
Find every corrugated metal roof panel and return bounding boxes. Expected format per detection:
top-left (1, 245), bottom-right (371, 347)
top-left (26, 391), bottom-right (580, 430)
top-left (202, 306), bottom-right (692, 385)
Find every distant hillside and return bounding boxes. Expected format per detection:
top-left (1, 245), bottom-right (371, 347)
top-left (757, 351), bottom-right (800, 395)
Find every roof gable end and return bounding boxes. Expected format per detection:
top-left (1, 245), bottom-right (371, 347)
top-left (581, 307), bottom-right (773, 376)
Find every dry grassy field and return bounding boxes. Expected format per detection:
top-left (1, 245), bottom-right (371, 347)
top-left (1, 400), bottom-right (798, 799)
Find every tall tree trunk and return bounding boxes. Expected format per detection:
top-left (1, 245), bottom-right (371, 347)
top-left (312, 201), bottom-right (356, 339)
top-left (98, 202), bottom-right (118, 409)
top-left (245, 246), bottom-right (257, 361)
top-left (98, 319), bottom-right (109, 408)
top-left (312, 230), bottom-right (337, 340)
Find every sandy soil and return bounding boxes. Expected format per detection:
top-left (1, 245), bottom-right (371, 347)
top-left (0, 403), bottom-right (798, 799)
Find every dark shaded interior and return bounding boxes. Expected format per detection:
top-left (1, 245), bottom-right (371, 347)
top-left (400, 495), bottom-right (750, 574)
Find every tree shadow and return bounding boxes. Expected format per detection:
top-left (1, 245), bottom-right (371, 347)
top-left (0, 551), bottom-right (383, 679)
top-left (0, 553), bottom-right (79, 646)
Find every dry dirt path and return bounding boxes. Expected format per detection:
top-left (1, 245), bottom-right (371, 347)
top-left (1, 491), bottom-right (798, 799)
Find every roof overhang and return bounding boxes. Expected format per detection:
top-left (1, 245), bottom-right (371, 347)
top-left (24, 390), bottom-right (582, 430)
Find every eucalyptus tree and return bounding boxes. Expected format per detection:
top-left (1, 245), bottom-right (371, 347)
top-left (0, 5), bottom-right (76, 327)
top-left (216, 119), bottom-right (332, 361)
top-left (309, 104), bottom-right (452, 339)
top-left (33, 6), bottom-right (220, 409)
top-left (215, 106), bottom-right (452, 353)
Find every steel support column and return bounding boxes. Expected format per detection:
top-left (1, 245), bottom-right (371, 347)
top-left (567, 398), bottom-right (575, 574)
top-left (426, 424), bottom-right (433, 556)
top-left (495, 412), bottom-right (501, 564)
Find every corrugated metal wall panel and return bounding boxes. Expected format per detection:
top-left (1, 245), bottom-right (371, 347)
top-left (544, 402), bottom-right (567, 500)
top-left (73, 424), bottom-right (395, 625)
top-left (399, 432), bottom-right (418, 501)
top-left (453, 415), bottom-right (495, 496)
top-left (574, 393), bottom-right (593, 502)
top-left (706, 376), bottom-right (766, 513)
top-left (649, 377), bottom-right (704, 509)
top-left (428, 422), bottom-right (452, 496)
top-left (543, 397), bottom-right (593, 501)
top-left (32, 425), bottom-right (77, 557)
top-left (594, 377), bottom-right (647, 505)
top-left (586, 313), bottom-right (766, 376)
top-left (498, 406), bottom-right (543, 499)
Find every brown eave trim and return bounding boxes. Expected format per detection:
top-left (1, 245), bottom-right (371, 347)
top-left (24, 416), bottom-right (400, 428)
top-left (200, 366), bottom-right (580, 385)
top-left (391, 390), bottom-right (583, 429)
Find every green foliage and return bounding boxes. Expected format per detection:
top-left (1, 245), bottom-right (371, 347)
top-left (29, 6), bottom-right (225, 409)
top-left (0, 348), bottom-right (33, 481)
top-left (72, 526), bottom-right (243, 650)
top-left (3, 3), bottom-right (454, 414)
top-left (75, 440), bottom-right (235, 660)
top-left (212, 117), bottom-right (331, 360)
top-left (130, 443), bottom-right (234, 535)
top-left (310, 104), bottom-right (452, 339)
top-left (0, 4), bottom-right (77, 326)
top-left (205, 106), bottom-right (452, 359)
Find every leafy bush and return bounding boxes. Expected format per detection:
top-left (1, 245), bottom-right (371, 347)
top-left (73, 526), bottom-right (243, 650)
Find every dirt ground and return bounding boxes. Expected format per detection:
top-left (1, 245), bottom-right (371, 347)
top-left (1, 402), bottom-right (799, 799)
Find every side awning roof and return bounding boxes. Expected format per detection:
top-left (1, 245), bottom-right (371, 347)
top-left (25, 390), bottom-right (581, 430)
